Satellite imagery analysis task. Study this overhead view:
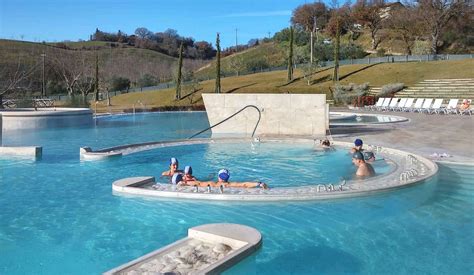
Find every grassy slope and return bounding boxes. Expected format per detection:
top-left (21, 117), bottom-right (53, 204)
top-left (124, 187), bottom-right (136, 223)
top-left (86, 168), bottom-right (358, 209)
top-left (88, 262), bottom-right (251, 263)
top-left (0, 39), bottom-right (176, 64)
top-left (96, 59), bottom-right (474, 112)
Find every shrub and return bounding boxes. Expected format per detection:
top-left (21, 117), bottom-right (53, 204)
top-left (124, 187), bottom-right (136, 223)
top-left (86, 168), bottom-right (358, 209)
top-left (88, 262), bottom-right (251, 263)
top-left (333, 82), bottom-right (369, 105)
top-left (110, 76), bottom-right (131, 92)
top-left (137, 74), bottom-right (158, 88)
top-left (378, 83), bottom-right (404, 97)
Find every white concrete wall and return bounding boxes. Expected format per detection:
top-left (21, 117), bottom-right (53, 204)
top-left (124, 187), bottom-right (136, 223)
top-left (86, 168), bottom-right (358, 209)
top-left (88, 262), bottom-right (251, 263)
top-left (202, 94), bottom-right (327, 136)
top-left (0, 146), bottom-right (42, 157)
top-left (0, 108), bottom-right (93, 130)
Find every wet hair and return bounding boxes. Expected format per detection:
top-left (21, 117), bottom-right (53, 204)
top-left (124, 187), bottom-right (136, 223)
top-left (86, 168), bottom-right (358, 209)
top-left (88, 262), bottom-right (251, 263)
top-left (321, 139), bottom-right (330, 146)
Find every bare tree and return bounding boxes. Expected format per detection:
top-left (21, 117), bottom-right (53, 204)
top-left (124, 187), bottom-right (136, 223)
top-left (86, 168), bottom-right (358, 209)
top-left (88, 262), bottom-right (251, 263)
top-left (0, 57), bottom-right (37, 108)
top-left (353, 0), bottom-right (386, 50)
top-left (416, 0), bottom-right (465, 54)
top-left (386, 5), bottom-right (423, 55)
top-left (50, 49), bottom-right (84, 96)
top-left (228, 54), bottom-right (245, 76)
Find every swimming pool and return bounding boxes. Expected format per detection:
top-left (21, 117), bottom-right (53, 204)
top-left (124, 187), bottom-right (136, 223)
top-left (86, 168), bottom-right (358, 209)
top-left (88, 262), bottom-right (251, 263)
top-left (330, 112), bottom-right (408, 125)
top-left (0, 112), bottom-right (472, 274)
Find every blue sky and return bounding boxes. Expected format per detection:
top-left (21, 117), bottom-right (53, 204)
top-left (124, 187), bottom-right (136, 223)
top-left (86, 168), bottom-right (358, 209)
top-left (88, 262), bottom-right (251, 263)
top-left (0, 0), bottom-right (315, 48)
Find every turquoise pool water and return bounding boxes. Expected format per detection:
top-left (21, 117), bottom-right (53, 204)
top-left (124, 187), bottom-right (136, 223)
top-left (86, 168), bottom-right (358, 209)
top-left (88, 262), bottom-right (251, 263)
top-left (0, 112), bottom-right (472, 274)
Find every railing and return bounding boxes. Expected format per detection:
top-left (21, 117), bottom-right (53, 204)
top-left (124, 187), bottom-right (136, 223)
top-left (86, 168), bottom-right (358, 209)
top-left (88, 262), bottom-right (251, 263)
top-left (1, 98), bottom-right (55, 109)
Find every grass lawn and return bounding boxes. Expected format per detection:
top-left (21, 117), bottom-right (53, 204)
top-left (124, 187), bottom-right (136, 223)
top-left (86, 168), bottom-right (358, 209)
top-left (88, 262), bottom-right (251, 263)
top-left (94, 59), bottom-right (474, 113)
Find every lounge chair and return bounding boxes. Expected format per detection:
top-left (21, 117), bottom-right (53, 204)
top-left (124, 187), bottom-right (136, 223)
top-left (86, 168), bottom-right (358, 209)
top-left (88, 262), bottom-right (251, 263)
top-left (428, 99), bottom-right (444, 114)
top-left (419, 98), bottom-right (434, 113)
top-left (394, 98), bottom-right (407, 111)
top-left (410, 98), bottom-right (425, 112)
top-left (402, 98), bottom-right (415, 112)
top-left (369, 97), bottom-right (384, 111)
top-left (387, 98), bottom-right (399, 111)
top-left (443, 99), bottom-right (459, 115)
top-left (377, 98), bottom-right (391, 111)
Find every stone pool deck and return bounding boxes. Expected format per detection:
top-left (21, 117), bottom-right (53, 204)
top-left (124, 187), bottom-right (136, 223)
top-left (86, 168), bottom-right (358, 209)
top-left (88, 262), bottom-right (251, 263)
top-left (330, 108), bottom-right (474, 164)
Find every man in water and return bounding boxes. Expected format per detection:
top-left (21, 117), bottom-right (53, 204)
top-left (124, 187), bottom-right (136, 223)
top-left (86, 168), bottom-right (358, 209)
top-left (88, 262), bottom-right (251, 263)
top-left (352, 151), bottom-right (375, 177)
top-left (350, 138), bottom-right (364, 154)
top-left (161, 157), bottom-right (183, 176)
top-left (363, 151), bottom-right (376, 163)
top-left (172, 169), bottom-right (268, 189)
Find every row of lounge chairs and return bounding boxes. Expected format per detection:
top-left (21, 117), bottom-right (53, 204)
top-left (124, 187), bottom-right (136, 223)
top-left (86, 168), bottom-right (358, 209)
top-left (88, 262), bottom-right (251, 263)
top-left (365, 98), bottom-right (472, 115)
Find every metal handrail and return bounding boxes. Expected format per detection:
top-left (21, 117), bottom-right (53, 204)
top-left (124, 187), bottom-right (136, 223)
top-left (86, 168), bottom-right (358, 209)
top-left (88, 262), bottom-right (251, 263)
top-left (188, 105), bottom-right (261, 139)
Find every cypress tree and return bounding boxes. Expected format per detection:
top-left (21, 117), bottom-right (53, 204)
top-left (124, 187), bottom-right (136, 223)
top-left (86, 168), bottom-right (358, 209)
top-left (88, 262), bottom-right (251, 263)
top-left (333, 17), bottom-right (340, 82)
top-left (215, 33), bottom-right (221, 94)
top-left (176, 42), bottom-right (184, 100)
top-left (287, 26), bottom-right (294, 82)
top-left (94, 53), bottom-right (99, 101)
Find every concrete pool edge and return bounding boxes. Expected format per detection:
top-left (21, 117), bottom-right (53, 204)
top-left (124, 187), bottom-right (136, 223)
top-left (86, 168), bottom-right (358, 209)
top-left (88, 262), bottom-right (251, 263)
top-left (0, 146), bottom-right (42, 158)
top-left (103, 223), bottom-right (262, 274)
top-left (102, 138), bottom-right (438, 202)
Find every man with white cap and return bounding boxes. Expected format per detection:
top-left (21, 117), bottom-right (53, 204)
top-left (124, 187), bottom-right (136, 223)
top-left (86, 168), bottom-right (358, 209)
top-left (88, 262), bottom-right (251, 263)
top-left (161, 157), bottom-right (183, 176)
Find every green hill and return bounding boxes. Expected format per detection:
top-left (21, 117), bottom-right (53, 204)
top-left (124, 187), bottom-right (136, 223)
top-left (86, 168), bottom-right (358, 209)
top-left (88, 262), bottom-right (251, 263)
top-left (95, 59), bottom-right (474, 113)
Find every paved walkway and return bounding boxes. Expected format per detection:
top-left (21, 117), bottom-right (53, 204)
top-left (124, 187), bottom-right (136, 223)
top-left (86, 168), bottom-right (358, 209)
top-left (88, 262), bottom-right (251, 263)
top-left (330, 108), bottom-right (474, 164)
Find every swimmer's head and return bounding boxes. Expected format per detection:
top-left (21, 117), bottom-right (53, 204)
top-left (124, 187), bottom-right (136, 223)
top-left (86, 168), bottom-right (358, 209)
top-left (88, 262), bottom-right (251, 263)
top-left (352, 151), bottom-right (365, 161)
top-left (364, 151), bottom-right (375, 161)
top-left (184, 166), bottom-right (192, 175)
top-left (171, 173), bottom-right (183, 185)
top-left (354, 139), bottom-right (363, 147)
top-left (170, 157), bottom-right (178, 167)
top-left (218, 169), bottom-right (230, 182)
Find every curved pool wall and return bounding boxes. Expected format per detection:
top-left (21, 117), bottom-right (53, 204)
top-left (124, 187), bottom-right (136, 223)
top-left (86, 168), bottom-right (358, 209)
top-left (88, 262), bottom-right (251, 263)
top-left (80, 138), bottom-right (437, 202)
top-left (0, 108), bottom-right (93, 131)
top-left (330, 111), bottom-right (409, 126)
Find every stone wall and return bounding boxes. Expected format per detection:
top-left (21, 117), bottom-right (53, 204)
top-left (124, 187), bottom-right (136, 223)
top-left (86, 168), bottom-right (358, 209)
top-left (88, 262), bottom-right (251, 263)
top-left (202, 94), bottom-right (327, 136)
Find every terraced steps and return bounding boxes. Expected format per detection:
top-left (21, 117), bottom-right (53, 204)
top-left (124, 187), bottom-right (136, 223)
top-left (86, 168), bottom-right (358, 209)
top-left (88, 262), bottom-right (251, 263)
top-left (394, 78), bottom-right (474, 99)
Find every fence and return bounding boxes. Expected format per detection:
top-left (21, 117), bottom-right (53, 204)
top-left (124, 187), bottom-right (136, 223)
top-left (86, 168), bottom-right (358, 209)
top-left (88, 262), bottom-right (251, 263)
top-left (45, 53), bottom-right (473, 100)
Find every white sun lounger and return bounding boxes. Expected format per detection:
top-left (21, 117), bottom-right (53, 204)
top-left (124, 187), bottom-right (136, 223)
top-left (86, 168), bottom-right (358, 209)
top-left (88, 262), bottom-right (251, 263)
top-left (387, 98), bottom-right (399, 111)
top-left (394, 98), bottom-right (407, 111)
top-left (402, 98), bottom-right (415, 112)
top-left (428, 99), bottom-right (444, 114)
top-left (410, 98), bottom-right (425, 112)
top-left (369, 97), bottom-right (384, 111)
top-left (443, 99), bottom-right (459, 114)
top-left (380, 98), bottom-right (393, 111)
top-left (419, 98), bottom-right (433, 113)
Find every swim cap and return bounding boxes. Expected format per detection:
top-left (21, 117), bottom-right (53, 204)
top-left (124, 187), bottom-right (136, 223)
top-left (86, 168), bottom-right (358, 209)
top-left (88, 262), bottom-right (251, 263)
top-left (218, 169), bottom-right (230, 182)
top-left (354, 139), bottom-right (363, 146)
top-left (171, 173), bottom-right (183, 185)
top-left (184, 166), bottom-right (192, 175)
top-left (364, 151), bottom-right (375, 160)
top-left (352, 151), bottom-right (364, 160)
top-left (170, 158), bottom-right (178, 165)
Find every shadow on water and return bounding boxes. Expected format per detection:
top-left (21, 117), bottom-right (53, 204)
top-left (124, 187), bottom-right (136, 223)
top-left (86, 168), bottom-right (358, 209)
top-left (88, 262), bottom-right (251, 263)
top-left (329, 125), bottom-right (393, 136)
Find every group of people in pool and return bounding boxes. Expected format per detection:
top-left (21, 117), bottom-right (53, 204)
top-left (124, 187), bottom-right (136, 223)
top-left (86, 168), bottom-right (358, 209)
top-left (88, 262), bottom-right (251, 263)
top-left (350, 138), bottom-right (376, 177)
top-left (319, 138), bottom-right (376, 177)
top-left (161, 158), bottom-right (269, 189)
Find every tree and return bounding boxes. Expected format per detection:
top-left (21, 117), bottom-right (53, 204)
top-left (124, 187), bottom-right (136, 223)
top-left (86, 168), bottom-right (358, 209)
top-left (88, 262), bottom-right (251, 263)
top-left (228, 55), bottom-right (245, 76)
top-left (94, 53), bottom-right (99, 101)
top-left (416, 0), bottom-right (465, 54)
top-left (215, 33), bottom-right (221, 94)
top-left (386, 5), bottom-right (423, 55)
top-left (110, 76), bottom-right (130, 92)
top-left (291, 2), bottom-right (329, 32)
top-left (353, 0), bottom-right (386, 50)
top-left (51, 50), bottom-right (84, 96)
top-left (0, 57), bottom-right (37, 108)
top-left (134, 27), bottom-right (153, 39)
top-left (327, 8), bottom-right (345, 82)
top-left (175, 43), bottom-right (184, 100)
top-left (287, 26), bottom-right (294, 82)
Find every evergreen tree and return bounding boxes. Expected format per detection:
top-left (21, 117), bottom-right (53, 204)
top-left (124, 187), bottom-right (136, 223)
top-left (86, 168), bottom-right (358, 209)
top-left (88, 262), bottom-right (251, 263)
top-left (176, 42), bottom-right (184, 100)
top-left (287, 26), bottom-right (294, 82)
top-left (333, 17), bottom-right (340, 82)
top-left (94, 53), bottom-right (99, 101)
top-left (215, 33), bottom-right (221, 94)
